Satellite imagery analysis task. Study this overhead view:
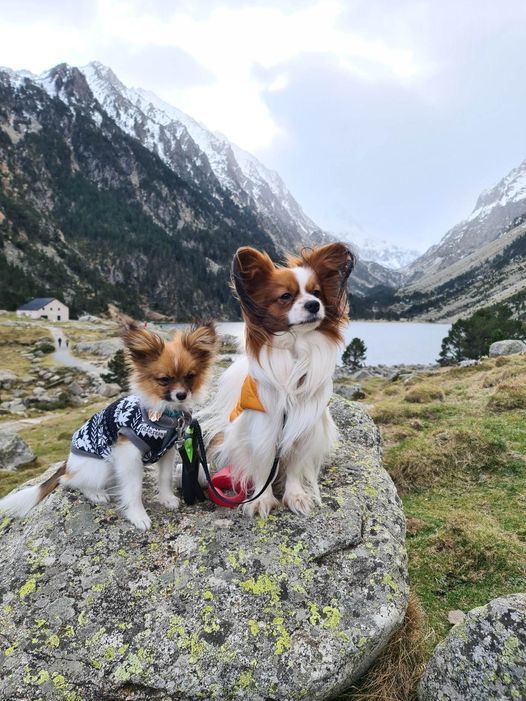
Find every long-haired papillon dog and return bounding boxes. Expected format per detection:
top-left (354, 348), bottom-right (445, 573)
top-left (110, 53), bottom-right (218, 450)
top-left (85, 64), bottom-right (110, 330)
top-left (201, 242), bottom-right (354, 518)
top-left (0, 310), bottom-right (217, 530)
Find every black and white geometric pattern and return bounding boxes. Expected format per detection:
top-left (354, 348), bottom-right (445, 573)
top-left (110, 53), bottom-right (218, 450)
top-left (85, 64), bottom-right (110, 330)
top-left (71, 395), bottom-right (188, 465)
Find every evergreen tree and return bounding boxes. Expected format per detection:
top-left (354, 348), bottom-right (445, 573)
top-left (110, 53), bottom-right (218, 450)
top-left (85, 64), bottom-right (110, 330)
top-left (101, 349), bottom-right (129, 390)
top-left (342, 337), bottom-right (367, 370)
top-left (438, 304), bottom-right (525, 365)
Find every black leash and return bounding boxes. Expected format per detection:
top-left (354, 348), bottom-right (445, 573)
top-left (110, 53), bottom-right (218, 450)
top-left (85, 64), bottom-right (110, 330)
top-left (179, 418), bottom-right (281, 507)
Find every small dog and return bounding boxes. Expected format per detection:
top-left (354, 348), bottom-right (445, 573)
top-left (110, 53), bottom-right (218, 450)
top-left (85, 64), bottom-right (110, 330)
top-left (0, 312), bottom-right (217, 529)
top-left (201, 242), bottom-right (354, 518)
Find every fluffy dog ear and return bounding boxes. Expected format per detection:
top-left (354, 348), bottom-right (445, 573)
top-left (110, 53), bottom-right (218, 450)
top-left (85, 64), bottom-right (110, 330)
top-left (291, 243), bottom-right (355, 282)
top-left (296, 242), bottom-right (354, 302)
top-left (108, 304), bottom-right (164, 363)
top-left (182, 321), bottom-right (218, 365)
top-left (232, 247), bottom-right (275, 293)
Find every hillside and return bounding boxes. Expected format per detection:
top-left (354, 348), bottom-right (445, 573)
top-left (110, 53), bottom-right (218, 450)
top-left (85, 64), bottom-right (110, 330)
top-left (0, 61), bottom-right (406, 319)
top-left (392, 159), bottom-right (526, 320)
top-left (0, 66), bottom-right (278, 318)
top-left (397, 216), bottom-right (526, 320)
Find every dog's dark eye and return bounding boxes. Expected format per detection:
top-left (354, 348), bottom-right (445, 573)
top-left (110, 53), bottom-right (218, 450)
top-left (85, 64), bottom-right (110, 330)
top-left (157, 376), bottom-right (172, 386)
top-left (312, 290), bottom-right (322, 298)
top-left (184, 373), bottom-right (195, 382)
top-left (279, 292), bottom-right (292, 301)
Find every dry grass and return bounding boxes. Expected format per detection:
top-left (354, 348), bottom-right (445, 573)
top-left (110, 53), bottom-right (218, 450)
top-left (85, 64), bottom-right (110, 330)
top-left (431, 512), bottom-right (526, 584)
top-left (340, 593), bottom-right (431, 701)
top-left (487, 378), bottom-right (526, 411)
top-left (385, 428), bottom-right (515, 494)
top-left (403, 384), bottom-right (445, 404)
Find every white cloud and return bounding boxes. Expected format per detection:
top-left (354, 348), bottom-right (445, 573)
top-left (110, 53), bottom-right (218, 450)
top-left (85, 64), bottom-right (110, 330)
top-left (0, 1), bottom-right (423, 151)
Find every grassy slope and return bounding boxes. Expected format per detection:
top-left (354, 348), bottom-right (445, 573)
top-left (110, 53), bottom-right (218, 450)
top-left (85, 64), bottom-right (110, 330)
top-left (358, 356), bottom-right (526, 644)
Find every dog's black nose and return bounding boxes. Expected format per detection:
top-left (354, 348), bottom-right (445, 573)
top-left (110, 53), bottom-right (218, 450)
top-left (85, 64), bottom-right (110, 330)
top-left (176, 391), bottom-right (187, 401)
top-left (304, 300), bottom-right (320, 314)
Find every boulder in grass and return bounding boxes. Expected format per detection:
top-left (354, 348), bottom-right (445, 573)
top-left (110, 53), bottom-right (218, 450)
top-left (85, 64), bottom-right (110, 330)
top-left (0, 396), bottom-right (408, 701)
top-left (489, 339), bottom-right (526, 357)
top-left (0, 370), bottom-right (17, 389)
top-left (0, 430), bottom-right (35, 470)
top-left (419, 594), bottom-right (526, 701)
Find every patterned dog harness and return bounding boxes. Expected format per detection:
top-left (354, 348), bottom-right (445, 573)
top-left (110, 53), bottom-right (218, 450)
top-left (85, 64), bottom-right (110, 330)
top-left (229, 376), bottom-right (266, 422)
top-left (71, 395), bottom-right (190, 465)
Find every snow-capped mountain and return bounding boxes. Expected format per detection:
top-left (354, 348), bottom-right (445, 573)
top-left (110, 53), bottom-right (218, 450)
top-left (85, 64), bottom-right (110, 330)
top-left (64, 61), bottom-right (319, 250)
top-left (407, 157), bottom-right (526, 283)
top-left (347, 236), bottom-right (419, 270)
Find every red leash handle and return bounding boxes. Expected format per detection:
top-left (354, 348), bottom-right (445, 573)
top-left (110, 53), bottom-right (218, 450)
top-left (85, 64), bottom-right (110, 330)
top-left (207, 465), bottom-right (250, 507)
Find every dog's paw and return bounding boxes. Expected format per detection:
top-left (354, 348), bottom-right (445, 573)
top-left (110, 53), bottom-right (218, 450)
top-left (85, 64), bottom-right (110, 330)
top-left (283, 490), bottom-right (313, 516)
top-left (83, 489), bottom-right (111, 504)
top-left (158, 493), bottom-right (180, 511)
top-left (243, 493), bottom-right (279, 519)
top-left (125, 506), bottom-right (152, 530)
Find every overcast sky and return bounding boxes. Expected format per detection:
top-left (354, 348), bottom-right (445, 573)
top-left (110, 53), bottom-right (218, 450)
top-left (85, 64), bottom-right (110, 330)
top-left (1, 0), bottom-right (526, 252)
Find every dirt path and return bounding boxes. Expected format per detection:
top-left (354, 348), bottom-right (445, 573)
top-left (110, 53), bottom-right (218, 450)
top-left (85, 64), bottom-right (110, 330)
top-left (0, 412), bottom-right (63, 432)
top-left (49, 327), bottom-right (103, 376)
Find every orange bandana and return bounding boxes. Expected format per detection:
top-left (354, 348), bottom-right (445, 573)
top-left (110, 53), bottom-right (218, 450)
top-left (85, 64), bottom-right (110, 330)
top-left (229, 376), bottom-right (266, 422)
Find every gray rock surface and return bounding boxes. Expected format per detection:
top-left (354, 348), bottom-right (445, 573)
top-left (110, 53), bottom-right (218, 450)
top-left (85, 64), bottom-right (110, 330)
top-left (0, 430), bottom-right (35, 470)
top-left (99, 382), bottom-right (121, 398)
top-left (0, 369), bottom-right (17, 389)
top-left (489, 339), bottom-right (526, 357)
top-left (75, 338), bottom-right (123, 358)
top-left (334, 383), bottom-right (366, 400)
top-left (0, 396), bottom-right (408, 701)
top-left (418, 594), bottom-right (526, 701)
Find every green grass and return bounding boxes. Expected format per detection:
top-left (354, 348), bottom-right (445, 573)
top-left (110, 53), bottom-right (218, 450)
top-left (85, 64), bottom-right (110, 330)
top-left (358, 354), bottom-right (526, 649)
top-left (0, 321), bottom-right (52, 374)
top-left (0, 401), bottom-right (105, 497)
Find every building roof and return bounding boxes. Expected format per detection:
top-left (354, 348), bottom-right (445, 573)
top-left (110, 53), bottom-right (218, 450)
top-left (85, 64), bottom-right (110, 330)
top-left (18, 297), bottom-right (62, 311)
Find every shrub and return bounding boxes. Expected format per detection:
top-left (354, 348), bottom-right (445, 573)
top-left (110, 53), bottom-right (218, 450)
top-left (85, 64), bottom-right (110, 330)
top-left (342, 337), bottom-right (367, 370)
top-left (438, 304), bottom-right (525, 365)
top-left (404, 384), bottom-right (445, 404)
top-left (35, 341), bottom-right (55, 354)
top-left (487, 380), bottom-right (526, 411)
top-left (101, 349), bottom-right (130, 390)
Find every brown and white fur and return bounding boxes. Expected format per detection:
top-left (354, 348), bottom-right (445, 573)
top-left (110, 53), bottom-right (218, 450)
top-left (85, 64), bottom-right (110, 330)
top-left (200, 242), bottom-right (354, 518)
top-left (0, 311), bottom-right (217, 529)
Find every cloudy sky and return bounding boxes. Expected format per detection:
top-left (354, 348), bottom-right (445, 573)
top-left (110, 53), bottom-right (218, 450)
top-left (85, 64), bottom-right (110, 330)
top-left (1, 0), bottom-right (526, 252)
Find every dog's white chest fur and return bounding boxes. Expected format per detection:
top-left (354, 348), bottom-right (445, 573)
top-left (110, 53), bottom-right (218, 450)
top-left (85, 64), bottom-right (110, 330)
top-left (201, 328), bottom-right (339, 516)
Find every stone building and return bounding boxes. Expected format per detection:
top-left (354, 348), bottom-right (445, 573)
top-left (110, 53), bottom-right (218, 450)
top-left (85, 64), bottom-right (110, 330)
top-left (16, 297), bottom-right (69, 322)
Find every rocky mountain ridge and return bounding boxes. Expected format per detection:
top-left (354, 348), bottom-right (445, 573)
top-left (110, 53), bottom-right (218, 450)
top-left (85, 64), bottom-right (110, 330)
top-left (0, 60), bottom-right (403, 318)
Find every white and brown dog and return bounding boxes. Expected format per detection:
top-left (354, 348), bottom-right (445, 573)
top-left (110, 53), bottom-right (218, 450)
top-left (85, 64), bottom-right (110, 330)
top-left (201, 242), bottom-right (354, 518)
top-left (0, 312), bottom-right (217, 529)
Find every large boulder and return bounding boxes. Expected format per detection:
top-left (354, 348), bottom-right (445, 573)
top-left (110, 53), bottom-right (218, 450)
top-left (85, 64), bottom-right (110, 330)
top-left (74, 338), bottom-right (123, 358)
top-left (0, 397), bottom-right (408, 701)
top-left (489, 339), bottom-right (526, 357)
top-left (418, 594), bottom-right (526, 701)
top-left (0, 430), bottom-right (35, 470)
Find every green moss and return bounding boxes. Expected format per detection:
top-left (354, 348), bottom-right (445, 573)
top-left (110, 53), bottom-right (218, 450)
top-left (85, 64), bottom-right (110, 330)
top-left (19, 577), bottom-right (37, 599)
top-left (247, 619), bottom-right (260, 636)
top-left (240, 574), bottom-right (281, 605)
top-left (308, 602), bottom-right (320, 626)
top-left (237, 669), bottom-right (255, 689)
top-left (46, 633), bottom-right (60, 648)
top-left (271, 616), bottom-right (291, 655)
top-left (321, 605), bottom-right (341, 630)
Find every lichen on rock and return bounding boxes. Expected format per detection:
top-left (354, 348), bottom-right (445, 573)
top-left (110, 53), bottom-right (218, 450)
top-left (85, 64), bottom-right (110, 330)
top-left (418, 594), bottom-right (526, 701)
top-left (0, 396), bottom-right (408, 701)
